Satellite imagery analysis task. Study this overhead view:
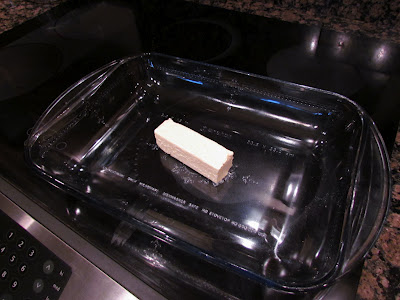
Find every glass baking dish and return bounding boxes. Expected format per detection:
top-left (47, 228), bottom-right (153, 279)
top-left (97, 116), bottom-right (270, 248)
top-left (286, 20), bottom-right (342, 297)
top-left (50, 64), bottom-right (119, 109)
top-left (25, 53), bottom-right (391, 292)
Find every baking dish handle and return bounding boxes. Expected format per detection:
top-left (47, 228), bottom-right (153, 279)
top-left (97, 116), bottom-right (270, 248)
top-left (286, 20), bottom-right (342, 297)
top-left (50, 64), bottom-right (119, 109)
top-left (342, 115), bottom-right (391, 274)
top-left (26, 59), bottom-right (122, 148)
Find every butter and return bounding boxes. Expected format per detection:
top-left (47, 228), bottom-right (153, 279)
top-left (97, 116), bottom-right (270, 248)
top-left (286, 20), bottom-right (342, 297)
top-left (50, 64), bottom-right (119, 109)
top-left (154, 119), bottom-right (234, 183)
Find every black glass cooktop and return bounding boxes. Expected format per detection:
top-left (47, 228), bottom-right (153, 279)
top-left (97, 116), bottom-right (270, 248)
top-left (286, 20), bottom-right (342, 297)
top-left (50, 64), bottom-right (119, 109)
top-left (0, 0), bottom-right (398, 299)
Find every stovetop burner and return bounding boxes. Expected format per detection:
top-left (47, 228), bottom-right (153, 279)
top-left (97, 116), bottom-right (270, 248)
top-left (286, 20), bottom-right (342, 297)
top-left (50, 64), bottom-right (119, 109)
top-left (54, 2), bottom-right (139, 42)
top-left (154, 18), bottom-right (240, 62)
top-left (267, 46), bottom-right (364, 96)
top-left (0, 43), bottom-right (62, 101)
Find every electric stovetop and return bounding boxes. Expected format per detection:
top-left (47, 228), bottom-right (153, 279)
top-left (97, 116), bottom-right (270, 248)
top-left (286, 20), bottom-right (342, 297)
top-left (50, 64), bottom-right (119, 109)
top-left (0, 0), bottom-right (398, 299)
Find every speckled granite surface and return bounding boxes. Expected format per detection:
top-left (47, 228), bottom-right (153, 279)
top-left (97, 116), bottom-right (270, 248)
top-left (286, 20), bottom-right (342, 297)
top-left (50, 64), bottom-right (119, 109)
top-left (0, 0), bottom-right (399, 299)
top-left (357, 129), bottom-right (400, 300)
top-left (1, 0), bottom-right (400, 43)
top-left (186, 0), bottom-right (400, 44)
top-left (0, 0), bottom-right (66, 34)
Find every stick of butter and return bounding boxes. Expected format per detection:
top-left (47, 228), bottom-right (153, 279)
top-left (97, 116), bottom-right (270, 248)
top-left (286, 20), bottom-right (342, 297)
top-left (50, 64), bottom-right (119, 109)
top-left (154, 119), bottom-right (234, 184)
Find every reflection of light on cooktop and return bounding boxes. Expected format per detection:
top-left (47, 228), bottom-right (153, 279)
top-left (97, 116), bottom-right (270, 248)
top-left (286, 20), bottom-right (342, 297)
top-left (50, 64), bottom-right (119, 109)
top-left (0, 43), bottom-right (62, 101)
top-left (154, 19), bottom-right (240, 62)
top-left (267, 46), bottom-right (363, 97)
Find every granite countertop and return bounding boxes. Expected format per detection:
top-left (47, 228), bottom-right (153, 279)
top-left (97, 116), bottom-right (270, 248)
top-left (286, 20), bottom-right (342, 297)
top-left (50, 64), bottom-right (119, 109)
top-left (0, 1), bottom-right (399, 299)
top-left (359, 131), bottom-right (400, 300)
top-left (186, 0), bottom-right (400, 45)
top-left (0, 0), bottom-right (66, 34)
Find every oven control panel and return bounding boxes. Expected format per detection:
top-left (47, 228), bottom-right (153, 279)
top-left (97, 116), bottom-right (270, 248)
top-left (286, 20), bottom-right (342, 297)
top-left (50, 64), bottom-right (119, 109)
top-left (0, 210), bottom-right (72, 300)
top-left (0, 188), bottom-right (144, 300)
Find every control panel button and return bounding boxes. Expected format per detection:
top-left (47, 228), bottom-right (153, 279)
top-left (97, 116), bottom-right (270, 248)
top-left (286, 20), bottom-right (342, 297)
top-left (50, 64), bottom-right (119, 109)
top-left (8, 254), bottom-right (17, 265)
top-left (32, 279), bottom-right (44, 293)
top-left (0, 210), bottom-right (71, 300)
top-left (18, 263), bottom-right (27, 275)
top-left (26, 247), bottom-right (36, 259)
top-left (0, 269), bottom-right (9, 280)
top-left (16, 239), bottom-right (25, 250)
top-left (43, 260), bottom-right (54, 275)
top-left (9, 279), bottom-right (19, 291)
top-left (6, 231), bottom-right (15, 241)
top-left (0, 245), bottom-right (6, 255)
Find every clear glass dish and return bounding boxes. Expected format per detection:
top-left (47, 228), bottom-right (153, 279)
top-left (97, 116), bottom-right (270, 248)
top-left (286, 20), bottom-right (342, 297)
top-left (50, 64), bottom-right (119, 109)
top-left (25, 53), bottom-right (391, 292)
